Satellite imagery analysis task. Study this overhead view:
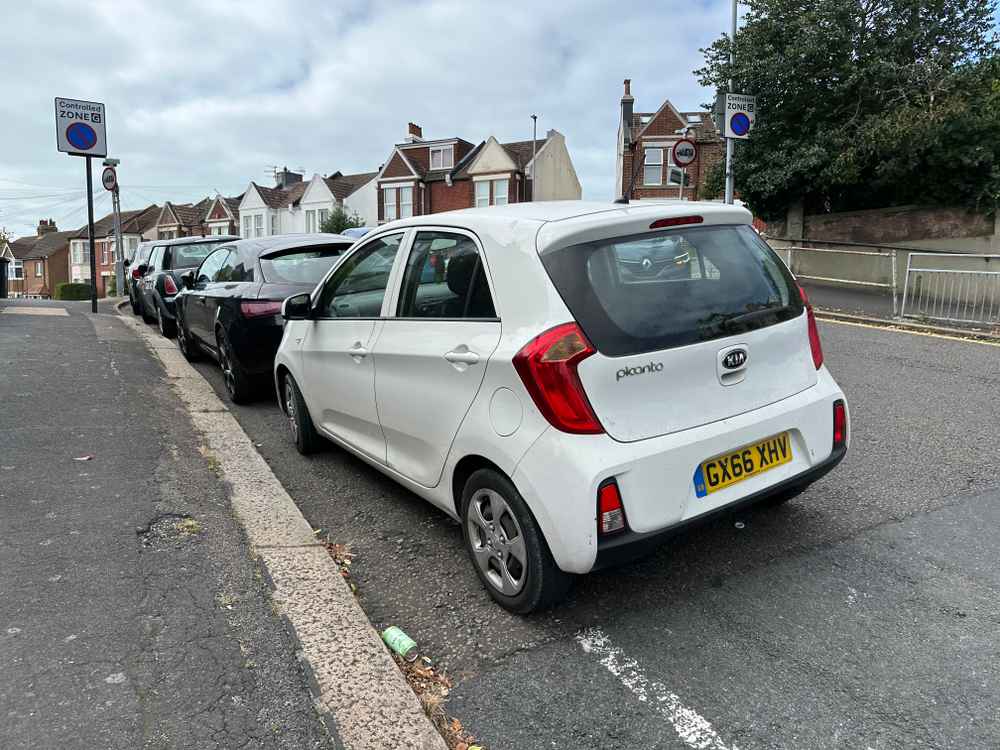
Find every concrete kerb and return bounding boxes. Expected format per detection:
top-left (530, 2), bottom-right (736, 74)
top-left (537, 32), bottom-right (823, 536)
top-left (114, 311), bottom-right (448, 750)
top-left (815, 308), bottom-right (1000, 343)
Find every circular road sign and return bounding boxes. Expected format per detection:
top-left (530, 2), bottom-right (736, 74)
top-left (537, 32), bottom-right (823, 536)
top-left (729, 112), bottom-right (751, 137)
top-left (66, 122), bottom-right (98, 151)
top-left (102, 167), bottom-right (118, 192)
top-left (672, 139), bottom-right (698, 168)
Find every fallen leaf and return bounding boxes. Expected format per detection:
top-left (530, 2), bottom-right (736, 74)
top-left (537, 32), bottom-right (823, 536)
top-left (73, 455), bottom-right (93, 462)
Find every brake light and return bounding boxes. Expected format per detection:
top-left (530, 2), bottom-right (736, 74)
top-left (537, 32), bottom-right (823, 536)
top-left (649, 215), bottom-right (703, 229)
top-left (800, 286), bottom-right (824, 369)
top-left (513, 322), bottom-right (603, 434)
top-left (163, 275), bottom-right (178, 295)
top-left (131, 268), bottom-right (142, 280)
top-left (598, 480), bottom-right (626, 535)
top-left (240, 300), bottom-right (283, 318)
top-left (833, 400), bottom-right (847, 449)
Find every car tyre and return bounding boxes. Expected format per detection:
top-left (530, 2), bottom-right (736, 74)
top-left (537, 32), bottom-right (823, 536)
top-left (175, 313), bottom-right (199, 362)
top-left (140, 298), bottom-right (156, 324)
top-left (157, 304), bottom-right (176, 338)
top-left (216, 328), bottom-right (253, 404)
top-left (461, 469), bottom-right (572, 614)
top-left (283, 374), bottom-right (320, 455)
top-left (129, 291), bottom-right (141, 316)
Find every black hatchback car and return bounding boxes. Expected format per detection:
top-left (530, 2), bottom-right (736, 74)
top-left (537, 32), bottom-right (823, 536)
top-left (174, 233), bottom-right (355, 403)
top-left (134, 235), bottom-right (238, 337)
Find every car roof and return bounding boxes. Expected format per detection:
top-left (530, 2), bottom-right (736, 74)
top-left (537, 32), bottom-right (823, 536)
top-left (217, 233), bottom-right (355, 259)
top-left (146, 234), bottom-right (240, 247)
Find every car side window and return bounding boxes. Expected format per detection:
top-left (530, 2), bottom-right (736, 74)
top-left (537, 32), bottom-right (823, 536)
top-left (148, 246), bottom-right (164, 272)
top-left (396, 231), bottom-right (496, 319)
top-left (197, 249), bottom-right (230, 285)
top-left (316, 233), bottom-right (404, 318)
top-left (215, 251), bottom-right (245, 282)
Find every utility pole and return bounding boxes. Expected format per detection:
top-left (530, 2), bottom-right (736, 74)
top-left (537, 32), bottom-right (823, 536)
top-left (724, 0), bottom-right (737, 204)
top-left (531, 114), bottom-right (538, 201)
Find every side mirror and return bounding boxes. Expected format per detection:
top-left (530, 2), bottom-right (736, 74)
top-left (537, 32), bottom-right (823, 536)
top-left (123, 258), bottom-right (130, 268)
top-left (282, 292), bottom-right (313, 321)
top-left (180, 270), bottom-right (195, 290)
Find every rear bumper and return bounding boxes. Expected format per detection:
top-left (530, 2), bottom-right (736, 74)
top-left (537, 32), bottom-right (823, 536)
top-left (227, 318), bottom-right (284, 376)
top-left (592, 443), bottom-right (846, 570)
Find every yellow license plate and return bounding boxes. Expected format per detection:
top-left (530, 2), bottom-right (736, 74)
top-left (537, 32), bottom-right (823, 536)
top-left (694, 432), bottom-right (792, 498)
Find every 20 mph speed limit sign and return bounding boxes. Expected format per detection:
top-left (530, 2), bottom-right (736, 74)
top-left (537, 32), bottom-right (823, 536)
top-left (672, 139), bottom-right (697, 168)
top-left (102, 167), bottom-right (117, 192)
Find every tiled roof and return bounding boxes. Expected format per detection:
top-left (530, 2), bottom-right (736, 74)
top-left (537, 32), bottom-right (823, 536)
top-left (324, 171), bottom-right (377, 200)
top-left (253, 182), bottom-right (307, 209)
top-left (121, 204), bottom-right (160, 234)
top-left (9, 236), bottom-right (40, 259)
top-left (501, 139), bottom-right (546, 169)
top-left (172, 198), bottom-right (210, 227)
top-left (631, 110), bottom-right (719, 142)
top-left (10, 230), bottom-right (75, 260)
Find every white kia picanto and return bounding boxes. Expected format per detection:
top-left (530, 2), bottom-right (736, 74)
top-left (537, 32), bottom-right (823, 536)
top-left (274, 201), bottom-right (849, 613)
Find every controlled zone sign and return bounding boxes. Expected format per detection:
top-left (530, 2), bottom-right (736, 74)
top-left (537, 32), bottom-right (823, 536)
top-left (55, 98), bottom-right (107, 157)
top-left (723, 94), bottom-right (756, 139)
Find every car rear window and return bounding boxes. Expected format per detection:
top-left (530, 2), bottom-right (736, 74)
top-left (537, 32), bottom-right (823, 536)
top-left (259, 243), bottom-right (351, 284)
top-left (540, 224), bottom-right (803, 357)
top-left (169, 241), bottom-right (226, 269)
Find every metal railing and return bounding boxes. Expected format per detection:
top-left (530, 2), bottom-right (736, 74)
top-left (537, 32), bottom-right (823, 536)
top-left (781, 245), bottom-right (898, 316)
top-left (900, 253), bottom-right (1000, 327)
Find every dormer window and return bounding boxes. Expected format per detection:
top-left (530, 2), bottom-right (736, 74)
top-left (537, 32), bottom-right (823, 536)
top-left (430, 146), bottom-right (454, 170)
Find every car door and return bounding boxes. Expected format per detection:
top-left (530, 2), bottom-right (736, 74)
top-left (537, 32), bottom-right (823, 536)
top-left (202, 247), bottom-right (244, 338)
top-left (299, 232), bottom-right (406, 463)
top-left (371, 229), bottom-right (501, 487)
top-left (187, 248), bottom-right (231, 345)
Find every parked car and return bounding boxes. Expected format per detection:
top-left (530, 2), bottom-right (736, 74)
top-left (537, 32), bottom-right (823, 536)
top-left (273, 202), bottom-right (849, 613)
top-left (136, 235), bottom-right (238, 337)
top-left (125, 241), bottom-right (154, 315)
top-left (341, 226), bottom-right (373, 239)
top-left (174, 233), bottom-right (354, 403)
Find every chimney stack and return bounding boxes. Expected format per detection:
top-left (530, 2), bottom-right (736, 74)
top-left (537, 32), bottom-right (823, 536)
top-left (36, 219), bottom-right (58, 237)
top-left (621, 79), bottom-right (635, 148)
top-left (274, 167), bottom-right (303, 189)
top-left (406, 122), bottom-right (423, 142)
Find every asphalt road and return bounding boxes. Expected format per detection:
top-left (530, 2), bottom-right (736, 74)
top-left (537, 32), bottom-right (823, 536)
top-left (0, 300), bottom-right (330, 750)
top-left (179, 315), bottom-right (1000, 749)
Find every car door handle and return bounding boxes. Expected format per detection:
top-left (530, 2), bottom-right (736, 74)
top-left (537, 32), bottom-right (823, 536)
top-left (444, 348), bottom-right (480, 365)
top-left (348, 342), bottom-right (369, 361)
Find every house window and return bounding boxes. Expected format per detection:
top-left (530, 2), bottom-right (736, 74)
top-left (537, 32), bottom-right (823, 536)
top-left (319, 208), bottom-right (329, 227)
top-left (306, 210), bottom-right (316, 233)
top-left (35, 261), bottom-right (43, 277)
top-left (101, 245), bottom-right (109, 265)
top-left (255, 214), bottom-right (264, 238)
top-left (399, 187), bottom-right (413, 218)
top-left (384, 188), bottom-right (397, 221)
top-left (11, 260), bottom-right (23, 279)
top-left (128, 237), bottom-right (139, 252)
top-left (72, 244), bottom-right (82, 264)
top-left (269, 214), bottom-right (276, 236)
top-left (243, 216), bottom-right (252, 238)
top-left (475, 179), bottom-right (509, 207)
top-left (430, 146), bottom-right (454, 170)
top-left (643, 148), bottom-right (663, 185)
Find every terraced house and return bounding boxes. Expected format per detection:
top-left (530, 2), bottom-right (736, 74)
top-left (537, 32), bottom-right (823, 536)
top-left (7, 220), bottom-right (73, 298)
top-left (375, 123), bottom-right (581, 223)
top-left (69, 204), bottom-right (160, 295)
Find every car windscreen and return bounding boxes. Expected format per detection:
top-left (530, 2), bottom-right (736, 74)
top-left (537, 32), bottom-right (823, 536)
top-left (540, 224), bottom-right (803, 357)
top-left (169, 241), bottom-right (226, 269)
top-left (258, 243), bottom-right (351, 284)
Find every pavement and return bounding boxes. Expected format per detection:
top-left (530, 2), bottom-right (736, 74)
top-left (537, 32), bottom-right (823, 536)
top-left (0, 299), bottom-right (331, 749)
top-left (178, 312), bottom-right (1000, 749)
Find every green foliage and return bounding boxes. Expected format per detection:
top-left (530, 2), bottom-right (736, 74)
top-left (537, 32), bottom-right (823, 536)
top-left (107, 274), bottom-right (117, 296)
top-left (696, 0), bottom-right (1000, 219)
top-left (54, 282), bottom-right (93, 300)
top-left (319, 205), bottom-right (365, 234)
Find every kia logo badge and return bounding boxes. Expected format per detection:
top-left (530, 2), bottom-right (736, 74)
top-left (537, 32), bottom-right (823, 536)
top-left (723, 349), bottom-right (747, 369)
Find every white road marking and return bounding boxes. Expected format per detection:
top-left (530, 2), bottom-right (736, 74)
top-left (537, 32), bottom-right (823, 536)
top-left (1, 307), bottom-right (69, 316)
top-left (818, 317), bottom-right (1000, 347)
top-left (577, 627), bottom-right (739, 750)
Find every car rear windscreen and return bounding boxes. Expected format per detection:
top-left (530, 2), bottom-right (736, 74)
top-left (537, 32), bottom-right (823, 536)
top-left (259, 244), bottom-right (351, 284)
top-left (540, 224), bottom-right (803, 357)
top-left (170, 241), bottom-right (226, 269)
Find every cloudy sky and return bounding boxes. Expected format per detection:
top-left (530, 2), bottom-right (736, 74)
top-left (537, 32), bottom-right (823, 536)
top-left (1, 0), bottom-right (734, 238)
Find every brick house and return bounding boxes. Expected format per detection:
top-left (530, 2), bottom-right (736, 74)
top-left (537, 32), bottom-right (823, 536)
top-left (69, 204), bottom-right (160, 296)
top-left (615, 79), bottom-right (723, 202)
top-left (155, 198), bottom-right (213, 240)
top-left (375, 122), bottom-right (581, 223)
top-left (7, 220), bottom-right (73, 298)
top-left (203, 194), bottom-right (243, 236)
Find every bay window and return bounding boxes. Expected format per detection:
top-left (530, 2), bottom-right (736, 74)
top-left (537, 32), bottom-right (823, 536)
top-left (384, 188), bottom-right (397, 220)
top-left (399, 187), bottom-right (413, 218)
top-left (306, 210), bottom-right (316, 233)
top-left (475, 178), bottom-right (509, 207)
top-left (254, 214), bottom-right (263, 238)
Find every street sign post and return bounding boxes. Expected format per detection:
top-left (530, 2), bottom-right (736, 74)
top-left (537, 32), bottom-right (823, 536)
top-left (723, 94), bottom-right (756, 139)
top-left (55, 98), bottom-right (107, 313)
top-left (101, 167), bottom-right (117, 192)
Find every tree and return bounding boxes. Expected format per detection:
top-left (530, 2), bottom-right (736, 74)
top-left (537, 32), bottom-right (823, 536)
top-left (696, 0), bottom-right (1000, 219)
top-left (319, 205), bottom-right (365, 234)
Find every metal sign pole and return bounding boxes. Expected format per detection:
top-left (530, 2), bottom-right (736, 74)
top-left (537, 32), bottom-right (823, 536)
top-left (112, 187), bottom-right (124, 297)
top-left (724, 0), bottom-right (737, 204)
top-left (85, 156), bottom-right (97, 313)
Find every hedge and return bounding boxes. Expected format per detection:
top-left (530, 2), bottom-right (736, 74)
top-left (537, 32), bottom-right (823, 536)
top-left (54, 282), bottom-right (94, 301)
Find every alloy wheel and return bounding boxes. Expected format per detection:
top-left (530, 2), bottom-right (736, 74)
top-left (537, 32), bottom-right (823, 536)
top-left (157, 307), bottom-right (165, 335)
top-left (466, 489), bottom-right (528, 596)
top-left (284, 380), bottom-right (299, 441)
top-left (177, 321), bottom-right (188, 355)
top-left (218, 337), bottom-right (236, 397)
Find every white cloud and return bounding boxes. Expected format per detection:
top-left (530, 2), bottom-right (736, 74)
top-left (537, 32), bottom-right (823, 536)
top-left (0, 0), bottom-right (730, 237)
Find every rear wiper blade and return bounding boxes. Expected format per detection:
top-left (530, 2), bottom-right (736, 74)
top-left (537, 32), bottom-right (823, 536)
top-left (718, 304), bottom-right (793, 330)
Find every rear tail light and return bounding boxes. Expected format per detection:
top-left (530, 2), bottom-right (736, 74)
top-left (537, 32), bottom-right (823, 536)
top-left (800, 286), bottom-right (824, 369)
top-left (163, 275), bottom-right (178, 295)
top-left (649, 215), bottom-right (703, 229)
top-left (240, 300), bottom-right (283, 318)
top-left (512, 322), bottom-right (603, 434)
top-left (131, 269), bottom-right (142, 280)
top-left (833, 400), bottom-right (847, 449)
top-left (598, 480), bottom-right (626, 535)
